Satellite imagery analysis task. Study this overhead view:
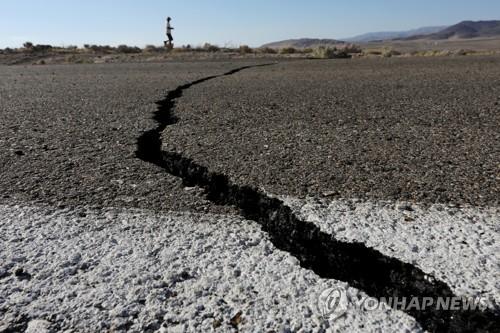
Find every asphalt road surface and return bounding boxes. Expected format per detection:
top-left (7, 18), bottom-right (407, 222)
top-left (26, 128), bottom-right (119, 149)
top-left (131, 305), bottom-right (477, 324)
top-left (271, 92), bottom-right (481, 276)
top-left (1, 58), bottom-right (499, 332)
top-left (169, 56), bottom-right (500, 207)
top-left (0, 62), bottom-right (254, 214)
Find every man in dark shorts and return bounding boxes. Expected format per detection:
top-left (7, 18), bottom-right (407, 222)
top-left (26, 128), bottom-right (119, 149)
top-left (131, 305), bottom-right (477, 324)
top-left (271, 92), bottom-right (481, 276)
top-left (165, 17), bottom-right (174, 49)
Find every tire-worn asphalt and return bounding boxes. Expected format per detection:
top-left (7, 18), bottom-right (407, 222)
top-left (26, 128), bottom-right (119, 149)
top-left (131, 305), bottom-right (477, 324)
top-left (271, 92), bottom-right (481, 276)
top-left (0, 61), bottom-right (264, 213)
top-left (166, 56), bottom-right (500, 207)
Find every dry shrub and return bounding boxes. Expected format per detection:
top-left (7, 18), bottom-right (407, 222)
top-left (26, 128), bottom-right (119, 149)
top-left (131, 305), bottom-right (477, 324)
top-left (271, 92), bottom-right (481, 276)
top-left (23, 42), bottom-right (53, 53)
top-left (312, 46), bottom-right (351, 59)
top-left (341, 43), bottom-right (362, 54)
top-left (117, 45), bottom-right (142, 54)
top-left (239, 45), bottom-right (253, 54)
top-left (1, 48), bottom-right (15, 54)
top-left (85, 45), bottom-right (114, 53)
top-left (257, 47), bottom-right (277, 54)
top-left (382, 49), bottom-right (401, 58)
top-left (144, 45), bottom-right (164, 53)
top-left (280, 47), bottom-right (297, 54)
top-left (203, 43), bottom-right (220, 52)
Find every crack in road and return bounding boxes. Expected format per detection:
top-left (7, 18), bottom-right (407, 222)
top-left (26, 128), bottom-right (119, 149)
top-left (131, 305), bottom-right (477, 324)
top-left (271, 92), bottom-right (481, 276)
top-left (136, 64), bottom-right (499, 332)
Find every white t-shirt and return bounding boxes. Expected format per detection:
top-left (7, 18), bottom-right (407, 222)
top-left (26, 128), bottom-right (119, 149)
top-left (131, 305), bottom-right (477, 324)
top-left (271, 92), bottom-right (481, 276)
top-left (167, 22), bottom-right (173, 34)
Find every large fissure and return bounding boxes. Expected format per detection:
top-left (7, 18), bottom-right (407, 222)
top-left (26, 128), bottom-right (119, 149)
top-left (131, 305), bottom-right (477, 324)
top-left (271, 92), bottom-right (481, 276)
top-left (136, 64), bottom-right (499, 332)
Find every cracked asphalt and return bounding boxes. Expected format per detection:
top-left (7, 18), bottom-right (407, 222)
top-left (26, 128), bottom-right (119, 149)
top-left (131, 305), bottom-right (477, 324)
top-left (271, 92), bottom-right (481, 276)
top-left (3, 57), bottom-right (497, 212)
top-left (167, 56), bottom-right (500, 207)
top-left (1, 58), bottom-right (499, 332)
top-left (0, 61), bottom-right (267, 214)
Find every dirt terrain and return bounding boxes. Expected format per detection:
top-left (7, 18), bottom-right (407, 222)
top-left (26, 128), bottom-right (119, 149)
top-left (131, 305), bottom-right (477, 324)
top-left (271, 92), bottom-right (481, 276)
top-left (363, 36), bottom-right (500, 53)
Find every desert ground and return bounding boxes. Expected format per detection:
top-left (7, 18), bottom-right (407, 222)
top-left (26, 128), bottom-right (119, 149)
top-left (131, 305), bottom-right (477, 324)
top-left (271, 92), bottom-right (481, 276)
top-left (362, 36), bottom-right (500, 53)
top-left (2, 36), bottom-right (500, 67)
top-left (0, 57), bottom-right (499, 332)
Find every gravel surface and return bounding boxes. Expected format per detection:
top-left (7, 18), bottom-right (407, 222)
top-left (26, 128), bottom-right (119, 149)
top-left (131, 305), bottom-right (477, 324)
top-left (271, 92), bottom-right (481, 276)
top-left (0, 61), bottom-right (267, 214)
top-left (0, 204), bottom-right (421, 333)
top-left (165, 56), bottom-right (500, 206)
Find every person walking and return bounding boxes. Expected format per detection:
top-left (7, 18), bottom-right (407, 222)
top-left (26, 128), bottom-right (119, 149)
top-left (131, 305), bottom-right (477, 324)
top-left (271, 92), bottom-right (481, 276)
top-left (165, 17), bottom-right (174, 49)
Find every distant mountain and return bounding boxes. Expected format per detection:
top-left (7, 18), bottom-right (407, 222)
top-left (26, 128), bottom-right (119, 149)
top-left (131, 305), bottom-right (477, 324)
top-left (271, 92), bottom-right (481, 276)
top-left (261, 38), bottom-right (345, 49)
top-left (408, 20), bottom-right (500, 40)
top-left (262, 20), bottom-right (500, 48)
top-left (344, 26), bottom-right (448, 42)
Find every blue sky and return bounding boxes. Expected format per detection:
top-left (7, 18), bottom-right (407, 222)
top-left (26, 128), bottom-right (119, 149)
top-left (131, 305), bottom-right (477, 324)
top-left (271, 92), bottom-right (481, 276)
top-left (0, 0), bottom-right (498, 48)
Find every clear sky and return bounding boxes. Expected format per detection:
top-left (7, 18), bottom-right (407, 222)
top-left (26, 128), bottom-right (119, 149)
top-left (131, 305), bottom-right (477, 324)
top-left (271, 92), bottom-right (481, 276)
top-left (1, 0), bottom-right (498, 48)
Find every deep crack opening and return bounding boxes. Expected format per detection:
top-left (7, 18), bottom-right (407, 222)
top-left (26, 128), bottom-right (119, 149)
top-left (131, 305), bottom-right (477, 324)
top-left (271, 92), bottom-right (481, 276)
top-left (136, 64), bottom-right (499, 332)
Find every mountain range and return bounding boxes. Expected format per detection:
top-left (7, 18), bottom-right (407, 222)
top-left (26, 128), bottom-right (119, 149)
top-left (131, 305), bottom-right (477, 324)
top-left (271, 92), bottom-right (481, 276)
top-left (402, 20), bottom-right (500, 40)
top-left (262, 20), bottom-right (500, 48)
top-left (344, 26), bottom-right (447, 42)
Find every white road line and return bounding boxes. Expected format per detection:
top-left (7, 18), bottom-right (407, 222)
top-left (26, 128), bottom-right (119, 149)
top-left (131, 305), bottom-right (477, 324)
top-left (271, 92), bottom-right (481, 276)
top-left (0, 204), bottom-right (422, 332)
top-left (283, 197), bottom-right (500, 308)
